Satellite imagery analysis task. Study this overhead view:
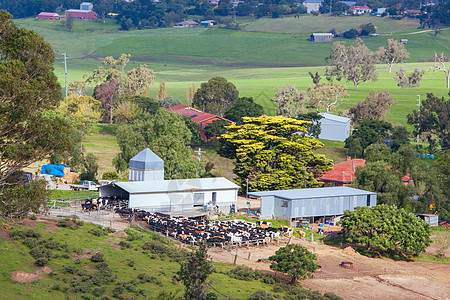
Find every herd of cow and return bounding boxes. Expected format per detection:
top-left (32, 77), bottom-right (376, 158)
top-left (125, 210), bottom-right (293, 246)
top-left (81, 196), bottom-right (128, 211)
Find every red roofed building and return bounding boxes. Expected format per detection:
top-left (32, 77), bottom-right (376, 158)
top-left (65, 2), bottom-right (98, 20)
top-left (167, 105), bottom-right (233, 141)
top-left (319, 157), bottom-right (365, 187)
top-left (38, 12), bottom-right (60, 20)
top-left (319, 157), bottom-right (413, 187)
top-left (350, 5), bottom-right (371, 14)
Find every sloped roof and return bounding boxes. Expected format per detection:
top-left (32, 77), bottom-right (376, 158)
top-left (129, 148), bottom-right (164, 170)
top-left (319, 158), bottom-right (365, 183)
top-left (249, 186), bottom-right (376, 200)
top-left (102, 177), bottom-right (239, 194)
top-left (39, 12), bottom-right (59, 16)
top-left (319, 112), bottom-right (351, 124)
top-left (167, 105), bottom-right (232, 124)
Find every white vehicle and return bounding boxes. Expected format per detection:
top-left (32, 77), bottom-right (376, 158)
top-left (69, 181), bottom-right (99, 191)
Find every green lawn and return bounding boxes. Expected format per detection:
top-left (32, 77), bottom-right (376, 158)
top-left (83, 124), bottom-right (120, 174)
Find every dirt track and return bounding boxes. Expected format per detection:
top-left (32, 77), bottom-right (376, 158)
top-left (208, 237), bottom-right (450, 300)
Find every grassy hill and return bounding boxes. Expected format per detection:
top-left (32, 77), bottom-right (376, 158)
top-left (0, 219), bottom-right (287, 299)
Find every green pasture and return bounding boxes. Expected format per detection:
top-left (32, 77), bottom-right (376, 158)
top-left (241, 14), bottom-right (421, 34)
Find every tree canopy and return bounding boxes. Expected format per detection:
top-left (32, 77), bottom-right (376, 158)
top-left (114, 110), bottom-right (203, 179)
top-left (349, 90), bottom-right (394, 124)
top-left (344, 120), bottom-right (392, 156)
top-left (218, 115), bottom-right (333, 191)
top-left (339, 204), bottom-right (431, 256)
top-left (269, 244), bottom-right (319, 283)
top-left (326, 38), bottom-right (378, 87)
top-left (193, 76), bottom-right (239, 117)
top-left (0, 11), bottom-right (71, 185)
top-left (271, 84), bottom-right (308, 117)
top-left (407, 93), bottom-right (449, 151)
top-left (59, 95), bottom-right (102, 132)
top-left (224, 97), bottom-right (264, 125)
top-left (376, 39), bottom-right (409, 73)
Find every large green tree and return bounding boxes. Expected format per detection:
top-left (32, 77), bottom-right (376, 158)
top-left (0, 11), bottom-right (71, 185)
top-left (376, 39), bottom-right (409, 73)
top-left (344, 120), bottom-right (392, 156)
top-left (349, 90), bottom-right (394, 124)
top-left (193, 77), bottom-right (239, 117)
top-left (177, 243), bottom-right (213, 300)
top-left (269, 244), bottom-right (319, 283)
top-left (407, 93), bottom-right (449, 151)
top-left (339, 204), bottom-right (431, 256)
top-left (114, 110), bottom-right (203, 179)
top-left (224, 97), bottom-right (264, 125)
top-left (218, 116), bottom-right (333, 191)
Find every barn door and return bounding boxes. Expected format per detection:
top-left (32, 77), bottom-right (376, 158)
top-left (212, 192), bottom-right (217, 206)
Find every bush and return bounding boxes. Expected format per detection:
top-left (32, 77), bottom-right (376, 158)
top-left (10, 229), bottom-right (41, 240)
top-left (64, 265), bottom-right (78, 274)
top-left (44, 239), bottom-right (61, 250)
top-left (23, 237), bottom-right (40, 248)
top-left (119, 241), bottom-right (132, 249)
top-left (30, 247), bottom-right (52, 259)
top-left (90, 252), bottom-right (104, 262)
top-left (141, 240), bottom-right (187, 262)
top-left (249, 290), bottom-right (274, 300)
top-left (228, 265), bottom-right (261, 281)
top-left (57, 218), bottom-right (84, 229)
top-left (324, 292), bottom-right (344, 300)
top-left (102, 171), bottom-right (119, 180)
top-left (343, 28), bottom-right (359, 39)
top-left (35, 257), bottom-right (49, 267)
top-left (89, 228), bottom-right (106, 237)
top-left (92, 286), bottom-right (106, 297)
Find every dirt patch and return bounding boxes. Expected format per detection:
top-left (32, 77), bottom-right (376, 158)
top-left (0, 224), bottom-right (13, 242)
top-left (11, 271), bottom-right (40, 283)
top-left (110, 230), bottom-right (128, 237)
top-left (342, 246), bottom-right (363, 258)
top-left (72, 248), bottom-right (99, 260)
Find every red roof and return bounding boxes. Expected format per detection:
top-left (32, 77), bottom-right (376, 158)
top-left (319, 157), bottom-right (413, 184)
top-left (167, 105), bottom-right (232, 124)
top-left (39, 12), bottom-right (58, 17)
top-left (351, 5), bottom-right (370, 9)
top-left (319, 158), bottom-right (365, 183)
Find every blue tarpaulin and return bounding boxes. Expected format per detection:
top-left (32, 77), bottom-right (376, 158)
top-left (41, 164), bottom-right (73, 177)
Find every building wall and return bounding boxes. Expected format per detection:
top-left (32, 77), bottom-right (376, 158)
top-left (260, 196), bottom-right (275, 218)
top-left (129, 168), bottom-right (164, 181)
top-left (261, 193), bottom-right (376, 219)
top-left (128, 189), bottom-right (237, 213)
top-left (318, 118), bottom-right (350, 141)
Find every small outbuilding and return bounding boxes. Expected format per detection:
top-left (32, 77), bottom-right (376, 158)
top-left (38, 12), bottom-right (60, 20)
top-left (414, 213), bottom-right (439, 226)
top-left (318, 113), bottom-right (351, 142)
top-left (99, 177), bottom-right (239, 213)
top-left (310, 33), bottom-right (333, 42)
top-left (249, 186), bottom-right (377, 225)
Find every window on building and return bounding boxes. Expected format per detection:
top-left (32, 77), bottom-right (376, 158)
top-left (194, 193), bottom-right (204, 207)
top-left (367, 195), bottom-right (371, 206)
top-left (281, 200), bottom-right (288, 208)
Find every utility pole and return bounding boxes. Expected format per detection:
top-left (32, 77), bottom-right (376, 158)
top-left (416, 94), bottom-right (421, 143)
top-left (61, 53), bottom-right (68, 98)
top-left (194, 147), bottom-right (205, 161)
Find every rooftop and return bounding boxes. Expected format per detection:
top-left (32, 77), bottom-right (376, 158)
top-left (167, 105), bottom-right (232, 124)
top-left (129, 148), bottom-right (164, 170)
top-left (319, 112), bottom-right (351, 123)
top-left (248, 186), bottom-right (376, 200)
top-left (319, 158), bottom-right (365, 183)
top-left (102, 177), bottom-right (239, 194)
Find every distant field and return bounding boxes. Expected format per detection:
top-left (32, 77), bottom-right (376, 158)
top-left (241, 15), bottom-right (420, 34)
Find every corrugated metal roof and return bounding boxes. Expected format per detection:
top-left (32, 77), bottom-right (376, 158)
top-left (167, 105), bottom-right (232, 124)
top-left (312, 33), bottom-right (333, 36)
top-left (248, 186), bottom-right (375, 200)
top-left (129, 148), bottom-right (164, 170)
top-left (319, 113), bottom-right (350, 124)
top-left (101, 177), bottom-right (239, 194)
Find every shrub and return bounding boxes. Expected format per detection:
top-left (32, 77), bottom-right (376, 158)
top-left (102, 171), bottom-right (119, 180)
top-left (205, 292), bottom-right (219, 300)
top-left (23, 237), bottom-right (40, 248)
top-left (90, 252), bottom-right (104, 262)
top-left (30, 247), bottom-right (52, 259)
top-left (249, 290), bottom-right (274, 300)
top-left (10, 229), bottom-right (41, 240)
top-left (324, 292), bottom-right (344, 300)
top-left (35, 257), bottom-right (49, 267)
top-left (57, 218), bottom-right (83, 229)
top-left (89, 228), bottom-right (106, 237)
top-left (119, 241), bottom-right (132, 249)
top-left (92, 286), bottom-right (106, 297)
top-left (228, 265), bottom-right (261, 281)
top-left (64, 265), bottom-right (78, 274)
top-left (44, 239), bottom-right (61, 250)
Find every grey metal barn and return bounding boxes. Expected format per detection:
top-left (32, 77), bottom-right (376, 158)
top-left (310, 33), bottom-right (333, 42)
top-left (318, 113), bottom-right (351, 142)
top-left (249, 187), bottom-right (377, 225)
top-left (99, 177), bottom-right (239, 213)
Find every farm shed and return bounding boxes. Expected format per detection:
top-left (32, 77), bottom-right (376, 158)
top-left (38, 12), bottom-right (60, 20)
top-left (66, 2), bottom-right (97, 19)
top-left (128, 148), bottom-right (164, 181)
top-left (303, 0), bottom-right (323, 13)
top-left (98, 177), bottom-right (239, 213)
top-left (310, 33), bottom-right (333, 42)
top-left (318, 112), bottom-right (351, 141)
top-left (414, 213), bottom-right (439, 226)
top-left (248, 186), bottom-right (377, 225)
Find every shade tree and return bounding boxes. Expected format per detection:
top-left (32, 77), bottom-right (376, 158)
top-left (394, 68), bottom-right (425, 88)
top-left (433, 52), bottom-right (450, 88)
top-left (224, 97), bottom-right (264, 125)
top-left (271, 84), bottom-right (308, 117)
top-left (376, 39), bottom-right (410, 73)
top-left (306, 81), bottom-right (348, 113)
top-left (326, 38), bottom-right (378, 87)
top-left (349, 90), bottom-right (394, 124)
top-left (193, 77), bottom-right (239, 117)
top-left (218, 115), bottom-right (333, 191)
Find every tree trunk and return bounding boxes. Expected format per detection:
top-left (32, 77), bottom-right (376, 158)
top-left (389, 64), bottom-right (393, 73)
top-left (446, 69), bottom-right (449, 89)
top-left (109, 105), bottom-right (113, 124)
top-left (354, 79), bottom-right (359, 88)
